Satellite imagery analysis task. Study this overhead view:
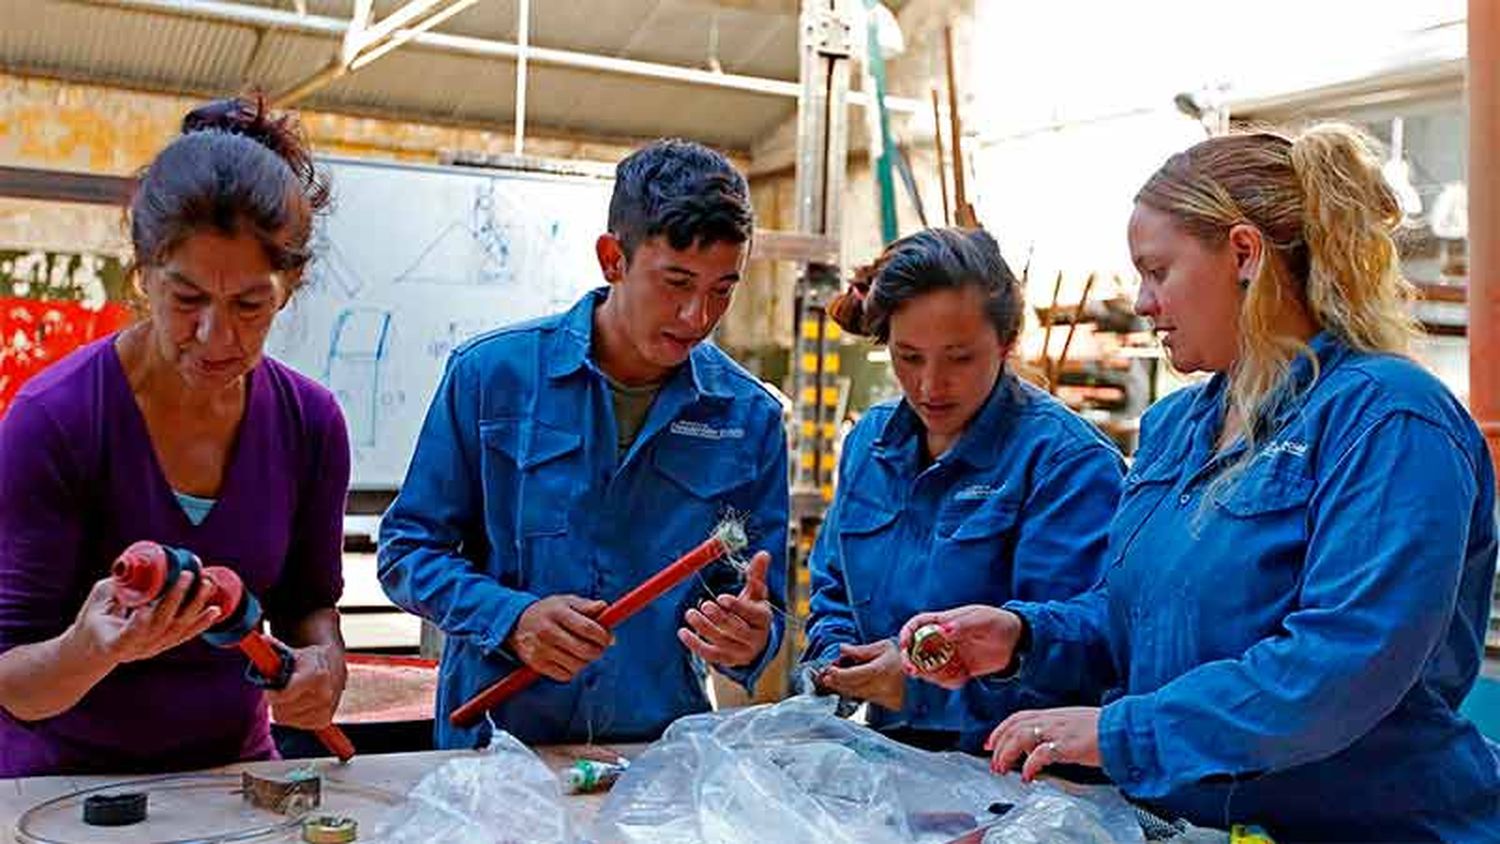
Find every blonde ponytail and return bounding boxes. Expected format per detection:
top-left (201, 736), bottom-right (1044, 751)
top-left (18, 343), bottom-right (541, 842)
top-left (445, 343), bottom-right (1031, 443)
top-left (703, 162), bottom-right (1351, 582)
top-left (1136, 123), bottom-right (1423, 493)
top-left (1290, 123), bottom-right (1419, 356)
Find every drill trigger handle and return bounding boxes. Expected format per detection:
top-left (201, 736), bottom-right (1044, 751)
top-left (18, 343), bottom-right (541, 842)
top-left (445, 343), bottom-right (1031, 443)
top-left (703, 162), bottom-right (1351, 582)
top-left (246, 639), bottom-right (296, 690)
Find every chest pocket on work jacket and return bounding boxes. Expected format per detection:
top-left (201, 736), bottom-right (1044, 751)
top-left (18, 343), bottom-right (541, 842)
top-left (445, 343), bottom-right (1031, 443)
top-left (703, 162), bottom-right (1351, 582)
top-left (1184, 464), bottom-right (1314, 652)
top-left (931, 499), bottom-right (1020, 603)
top-left (837, 496), bottom-right (900, 619)
top-left (650, 440), bottom-right (756, 575)
top-left (1210, 462), bottom-right (1313, 520)
top-left (652, 439), bottom-right (753, 502)
top-left (480, 418), bottom-right (585, 537)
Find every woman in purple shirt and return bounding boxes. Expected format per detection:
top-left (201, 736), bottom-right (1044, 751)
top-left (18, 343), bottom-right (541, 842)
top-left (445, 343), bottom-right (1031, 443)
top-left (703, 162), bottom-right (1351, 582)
top-left (0, 96), bottom-right (350, 777)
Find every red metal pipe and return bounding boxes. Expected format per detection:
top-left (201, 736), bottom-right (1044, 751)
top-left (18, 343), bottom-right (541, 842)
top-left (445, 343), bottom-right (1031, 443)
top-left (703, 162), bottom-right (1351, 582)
top-left (1471, 0), bottom-right (1500, 478)
top-left (450, 523), bottom-right (748, 728)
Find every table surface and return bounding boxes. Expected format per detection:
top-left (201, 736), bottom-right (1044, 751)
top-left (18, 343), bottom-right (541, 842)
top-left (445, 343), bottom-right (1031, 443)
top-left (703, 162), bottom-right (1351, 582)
top-left (1, 744), bottom-right (642, 843)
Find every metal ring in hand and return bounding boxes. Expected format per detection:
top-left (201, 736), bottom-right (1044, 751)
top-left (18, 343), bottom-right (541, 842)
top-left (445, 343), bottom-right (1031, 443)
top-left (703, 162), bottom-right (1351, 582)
top-left (1042, 741), bottom-right (1058, 757)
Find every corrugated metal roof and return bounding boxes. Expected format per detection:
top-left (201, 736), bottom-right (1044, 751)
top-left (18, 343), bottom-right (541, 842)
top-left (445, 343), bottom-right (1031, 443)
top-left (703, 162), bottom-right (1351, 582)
top-left (1, 0), bottom-right (801, 150)
top-left (3, 1), bottom-right (259, 91)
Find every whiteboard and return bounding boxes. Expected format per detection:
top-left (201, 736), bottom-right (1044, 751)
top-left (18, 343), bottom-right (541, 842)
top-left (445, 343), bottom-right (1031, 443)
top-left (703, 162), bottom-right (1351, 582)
top-left (267, 157), bottom-right (613, 490)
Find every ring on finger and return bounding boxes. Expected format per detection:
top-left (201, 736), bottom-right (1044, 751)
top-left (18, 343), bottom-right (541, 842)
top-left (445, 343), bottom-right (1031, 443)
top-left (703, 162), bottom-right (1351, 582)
top-left (1031, 725), bottom-right (1044, 744)
top-left (1042, 741), bottom-right (1058, 757)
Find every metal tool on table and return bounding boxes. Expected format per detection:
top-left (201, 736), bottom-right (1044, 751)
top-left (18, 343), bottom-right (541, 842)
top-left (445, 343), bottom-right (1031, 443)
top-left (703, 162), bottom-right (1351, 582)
top-left (302, 814), bottom-right (359, 843)
top-left (240, 770), bottom-right (323, 814)
top-left (111, 541), bottom-right (356, 762)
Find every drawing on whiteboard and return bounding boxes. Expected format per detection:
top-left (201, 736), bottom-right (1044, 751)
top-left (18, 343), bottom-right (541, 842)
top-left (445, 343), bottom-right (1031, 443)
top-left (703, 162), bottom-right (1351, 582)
top-left (324, 307), bottom-right (393, 447)
top-left (393, 181), bottom-right (517, 286)
top-left (263, 157), bottom-right (614, 490)
top-left (424, 317), bottom-right (498, 362)
top-left (391, 179), bottom-right (585, 292)
top-left (306, 228), bottom-right (367, 298)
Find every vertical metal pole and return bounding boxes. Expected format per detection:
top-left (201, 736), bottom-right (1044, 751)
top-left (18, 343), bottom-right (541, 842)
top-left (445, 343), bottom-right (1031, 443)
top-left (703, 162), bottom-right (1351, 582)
top-left (514, 0), bottom-right (530, 156)
top-left (784, 0), bottom-right (852, 683)
top-left (863, 0), bottom-right (897, 244)
top-left (932, 87), bottom-right (951, 227)
top-left (942, 23), bottom-right (977, 227)
top-left (791, 0), bottom-right (851, 506)
top-left (1471, 0), bottom-right (1500, 477)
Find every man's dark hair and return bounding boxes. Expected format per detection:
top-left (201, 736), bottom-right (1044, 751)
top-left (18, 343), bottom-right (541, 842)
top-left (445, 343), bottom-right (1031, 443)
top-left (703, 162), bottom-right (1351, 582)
top-left (607, 138), bottom-right (753, 262)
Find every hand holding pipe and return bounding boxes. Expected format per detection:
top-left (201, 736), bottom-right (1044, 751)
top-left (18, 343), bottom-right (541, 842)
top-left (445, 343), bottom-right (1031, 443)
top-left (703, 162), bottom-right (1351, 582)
top-left (449, 519), bottom-right (750, 728)
top-left (111, 542), bottom-right (356, 762)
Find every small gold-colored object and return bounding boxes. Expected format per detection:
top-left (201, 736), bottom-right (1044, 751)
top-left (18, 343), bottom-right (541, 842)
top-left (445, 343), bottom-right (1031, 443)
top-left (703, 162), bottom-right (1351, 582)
top-left (241, 771), bottom-right (322, 815)
top-left (908, 623), bottom-right (955, 672)
top-left (302, 814), bottom-right (358, 843)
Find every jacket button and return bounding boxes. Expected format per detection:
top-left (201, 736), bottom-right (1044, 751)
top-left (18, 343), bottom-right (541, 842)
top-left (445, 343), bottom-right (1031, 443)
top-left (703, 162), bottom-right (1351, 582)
top-left (1178, 493), bottom-right (1191, 505)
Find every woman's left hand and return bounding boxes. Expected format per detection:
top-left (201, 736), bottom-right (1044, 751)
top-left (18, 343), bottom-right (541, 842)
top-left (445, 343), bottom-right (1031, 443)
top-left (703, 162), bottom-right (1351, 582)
top-left (986, 707), bottom-right (1102, 781)
top-left (818, 640), bottom-right (905, 711)
top-left (264, 639), bottom-right (347, 730)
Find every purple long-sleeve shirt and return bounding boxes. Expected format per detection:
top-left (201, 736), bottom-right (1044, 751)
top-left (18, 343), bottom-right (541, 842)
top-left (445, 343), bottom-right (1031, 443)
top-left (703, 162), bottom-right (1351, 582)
top-left (0, 337), bottom-right (349, 777)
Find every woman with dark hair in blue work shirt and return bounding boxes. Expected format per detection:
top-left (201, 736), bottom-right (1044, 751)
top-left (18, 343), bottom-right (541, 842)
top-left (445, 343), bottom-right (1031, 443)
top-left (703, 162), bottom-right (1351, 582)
top-left (800, 227), bottom-right (1125, 753)
top-left (902, 125), bottom-right (1500, 841)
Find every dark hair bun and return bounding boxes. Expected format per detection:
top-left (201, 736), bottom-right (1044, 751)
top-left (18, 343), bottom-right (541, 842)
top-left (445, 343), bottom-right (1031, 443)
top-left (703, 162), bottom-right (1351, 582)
top-left (827, 263), bottom-right (878, 337)
top-left (832, 227), bottom-right (1022, 346)
top-left (181, 94), bottom-right (330, 214)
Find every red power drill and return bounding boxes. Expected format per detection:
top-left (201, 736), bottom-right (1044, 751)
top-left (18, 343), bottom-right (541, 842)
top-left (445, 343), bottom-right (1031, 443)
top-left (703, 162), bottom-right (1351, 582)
top-left (110, 541), bottom-right (356, 763)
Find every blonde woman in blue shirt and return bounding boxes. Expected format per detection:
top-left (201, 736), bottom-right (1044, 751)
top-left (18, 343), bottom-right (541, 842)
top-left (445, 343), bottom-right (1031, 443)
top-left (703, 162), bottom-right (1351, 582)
top-left (903, 126), bottom-right (1500, 841)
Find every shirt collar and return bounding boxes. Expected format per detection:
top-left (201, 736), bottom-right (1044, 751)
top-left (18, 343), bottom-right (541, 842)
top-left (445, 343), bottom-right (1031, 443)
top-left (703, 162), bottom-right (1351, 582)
top-left (1186, 329), bottom-right (1348, 466)
top-left (873, 370), bottom-right (1026, 469)
top-left (546, 287), bottom-right (733, 400)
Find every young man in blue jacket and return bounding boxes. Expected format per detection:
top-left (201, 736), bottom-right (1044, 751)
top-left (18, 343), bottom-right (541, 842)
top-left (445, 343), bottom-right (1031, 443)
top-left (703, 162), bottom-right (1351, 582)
top-left (379, 139), bottom-right (788, 748)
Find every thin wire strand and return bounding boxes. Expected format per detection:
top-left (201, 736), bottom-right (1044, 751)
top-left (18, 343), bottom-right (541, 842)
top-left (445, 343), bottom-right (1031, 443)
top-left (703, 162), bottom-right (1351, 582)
top-left (17, 774), bottom-right (300, 844)
top-left (575, 513), bottom-right (809, 749)
top-left (17, 769), bottom-right (405, 844)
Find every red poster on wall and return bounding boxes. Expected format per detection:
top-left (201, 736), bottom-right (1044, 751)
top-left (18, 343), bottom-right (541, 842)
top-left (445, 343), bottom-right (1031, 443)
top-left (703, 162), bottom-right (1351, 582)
top-left (0, 298), bottom-right (133, 417)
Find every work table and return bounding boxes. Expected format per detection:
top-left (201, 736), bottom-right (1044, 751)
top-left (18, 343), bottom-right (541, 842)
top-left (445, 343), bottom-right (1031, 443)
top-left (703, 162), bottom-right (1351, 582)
top-left (2, 744), bottom-right (642, 843)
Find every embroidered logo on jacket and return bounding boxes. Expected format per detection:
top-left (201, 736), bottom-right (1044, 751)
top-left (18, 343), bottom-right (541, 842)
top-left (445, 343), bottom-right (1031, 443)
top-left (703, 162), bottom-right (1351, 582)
top-left (1260, 440), bottom-right (1309, 458)
top-left (954, 483), bottom-right (1004, 501)
top-left (670, 420), bottom-right (745, 440)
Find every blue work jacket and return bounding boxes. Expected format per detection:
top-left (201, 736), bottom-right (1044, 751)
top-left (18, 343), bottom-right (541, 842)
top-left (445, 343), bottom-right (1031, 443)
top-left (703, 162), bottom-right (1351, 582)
top-left (804, 373), bottom-right (1125, 748)
top-left (379, 289), bottom-right (789, 749)
top-left (1008, 333), bottom-right (1500, 841)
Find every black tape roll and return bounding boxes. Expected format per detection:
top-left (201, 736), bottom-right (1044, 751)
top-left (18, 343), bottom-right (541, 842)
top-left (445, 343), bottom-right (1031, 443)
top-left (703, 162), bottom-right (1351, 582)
top-left (82, 792), bottom-right (147, 826)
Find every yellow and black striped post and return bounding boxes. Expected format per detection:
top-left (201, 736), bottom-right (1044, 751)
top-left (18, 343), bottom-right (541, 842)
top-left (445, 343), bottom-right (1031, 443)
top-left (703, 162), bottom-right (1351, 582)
top-left (788, 296), bottom-right (843, 652)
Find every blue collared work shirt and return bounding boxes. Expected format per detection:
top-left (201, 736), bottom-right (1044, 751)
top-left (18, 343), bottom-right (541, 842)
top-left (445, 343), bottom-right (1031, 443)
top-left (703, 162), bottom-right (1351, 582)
top-left (1008, 333), bottom-right (1500, 841)
top-left (804, 374), bottom-right (1125, 749)
top-left (379, 289), bottom-right (789, 748)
